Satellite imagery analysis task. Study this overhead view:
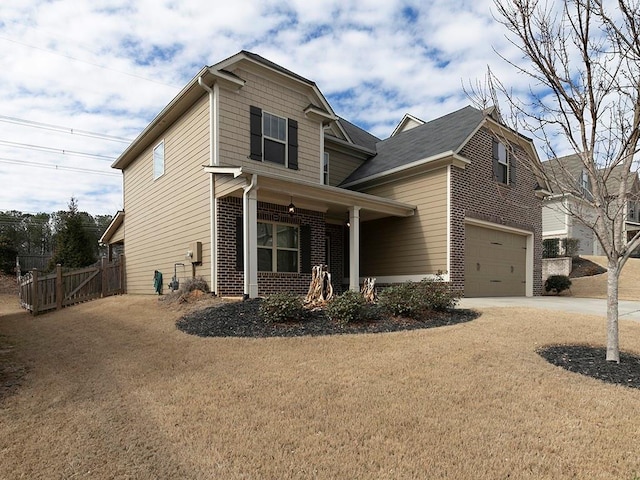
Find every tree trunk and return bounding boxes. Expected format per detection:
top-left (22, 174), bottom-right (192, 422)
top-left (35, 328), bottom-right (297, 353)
top-left (606, 258), bottom-right (621, 363)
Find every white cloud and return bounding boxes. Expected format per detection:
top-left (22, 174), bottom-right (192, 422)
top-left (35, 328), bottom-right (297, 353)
top-left (0, 0), bottom-right (543, 216)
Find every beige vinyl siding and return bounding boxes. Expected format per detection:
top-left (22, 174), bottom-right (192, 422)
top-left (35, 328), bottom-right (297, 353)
top-left (123, 95), bottom-right (211, 294)
top-left (218, 66), bottom-right (322, 184)
top-left (359, 168), bottom-right (448, 276)
top-left (326, 148), bottom-right (365, 186)
top-left (110, 222), bottom-right (124, 243)
top-left (542, 199), bottom-right (567, 235)
top-left (215, 175), bottom-right (245, 198)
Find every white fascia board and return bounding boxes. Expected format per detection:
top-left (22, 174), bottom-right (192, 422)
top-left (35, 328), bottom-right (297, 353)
top-left (203, 166), bottom-right (243, 178)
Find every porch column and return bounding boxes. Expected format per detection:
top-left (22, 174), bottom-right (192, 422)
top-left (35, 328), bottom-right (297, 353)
top-left (349, 206), bottom-right (360, 291)
top-left (243, 183), bottom-right (259, 298)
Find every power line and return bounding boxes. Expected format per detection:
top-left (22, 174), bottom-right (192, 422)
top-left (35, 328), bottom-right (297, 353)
top-left (0, 115), bottom-right (133, 143)
top-left (0, 35), bottom-right (181, 89)
top-left (0, 157), bottom-right (121, 177)
top-left (0, 140), bottom-right (117, 161)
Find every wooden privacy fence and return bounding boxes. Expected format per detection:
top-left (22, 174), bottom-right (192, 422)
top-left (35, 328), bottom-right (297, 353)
top-left (18, 255), bottom-right (125, 315)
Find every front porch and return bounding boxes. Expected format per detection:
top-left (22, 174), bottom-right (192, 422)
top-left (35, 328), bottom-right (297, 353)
top-left (206, 166), bottom-right (415, 298)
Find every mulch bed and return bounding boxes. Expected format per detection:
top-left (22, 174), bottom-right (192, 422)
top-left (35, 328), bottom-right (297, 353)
top-left (176, 298), bottom-right (480, 338)
top-left (570, 257), bottom-right (607, 278)
top-left (538, 344), bottom-right (640, 389)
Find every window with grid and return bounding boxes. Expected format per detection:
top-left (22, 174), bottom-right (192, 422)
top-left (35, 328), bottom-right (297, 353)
top-left (153, 140), bottom-right (165, 179)
top-left (263, 112), bottom-right (287, 165)
top-left (257, 222), bottom-right (299, 272)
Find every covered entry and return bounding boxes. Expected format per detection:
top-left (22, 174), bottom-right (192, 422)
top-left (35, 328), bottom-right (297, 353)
top-left (464, 223), bottom-right (528, 297)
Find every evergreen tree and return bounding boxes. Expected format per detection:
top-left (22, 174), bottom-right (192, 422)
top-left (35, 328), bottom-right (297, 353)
top-left (49, 198), bottom-right (97, 269)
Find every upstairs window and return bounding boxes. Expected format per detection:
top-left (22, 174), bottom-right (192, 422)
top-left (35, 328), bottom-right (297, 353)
top-left (263, 112), bottom-right (287, 165)
top-left (323, 152), bottom-right (330, 185)
top-left (250, 106), bottom-right (298, 170)
top-left (153, 140), bottom-right (165, 179)
top-left (492, 139), bottom-right (515, 185)
top-left (581, 170), bottom-right (590, 193)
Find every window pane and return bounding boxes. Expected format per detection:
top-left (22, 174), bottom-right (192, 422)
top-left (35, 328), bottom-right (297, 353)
top-left (153, 141), bottom-right (164, 179)
top-left (277, 250), bottom-right (298, 272)
top-left (264, 139), bottom-right (286, 164)
top-left (498, 143), bottom-right (508, 165)
top-left (278, 117), bottom-right (286, 140)
top-left (263, 114), bottom-right (272, 138)
top-left (258, 248), bottom-right (273, 272)
top-left (257, 223), bottom-right (272, 246)
top-left (276, 225), bottom-right (298, 248)
top-left (499, 163), bottom-right (508, 184)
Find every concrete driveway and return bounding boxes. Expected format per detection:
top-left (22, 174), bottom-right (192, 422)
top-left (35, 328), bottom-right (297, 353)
top-left (458, 296), bottom-right (640, 321)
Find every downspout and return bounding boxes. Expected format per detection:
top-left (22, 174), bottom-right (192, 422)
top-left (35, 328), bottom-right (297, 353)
top-left (198, 76), bottom-right (219, 294)
top-left (243, 174), bottom-right (258, 299)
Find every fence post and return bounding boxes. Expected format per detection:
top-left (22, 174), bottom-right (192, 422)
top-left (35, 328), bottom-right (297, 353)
top-left (32, 269), bottom-right (39, 315)
top-left (56, 264), bottom-right (63, 310)
top-left (101, 257), bottom-right (107, 297)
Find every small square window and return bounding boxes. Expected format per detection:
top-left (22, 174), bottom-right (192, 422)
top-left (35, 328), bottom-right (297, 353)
top-left (153, 141), bottom-right (165, 179)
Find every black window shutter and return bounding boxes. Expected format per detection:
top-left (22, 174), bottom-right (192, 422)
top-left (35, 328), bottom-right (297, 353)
top-left (236, 216), bottom-right (243, 271)
top-left (300, 224), bottom-right (311, 273)
top-left (491, 139), bottom-right (500, 180)
top-left (509, 150), bottom-right (516, 185)
top-left (249, 106), bottom-right (262, 161)
top-left (288, 119), bottom-right (298, 170)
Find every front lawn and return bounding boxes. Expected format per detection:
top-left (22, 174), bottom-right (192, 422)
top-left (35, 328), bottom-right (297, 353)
top-left (1, 294), bottom-right (640, 479)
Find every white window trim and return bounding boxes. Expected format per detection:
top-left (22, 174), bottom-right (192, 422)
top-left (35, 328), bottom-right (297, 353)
top-left (497, 141), bottom-right (509, 184)
top-left (153, 140), bottom-right (165, 180)
top-left (323, 152), bottom-right (330, 185)
top-left (262, 111), bottom-right (288, 167)
top-left (257, 221), bottom-right (299, 273)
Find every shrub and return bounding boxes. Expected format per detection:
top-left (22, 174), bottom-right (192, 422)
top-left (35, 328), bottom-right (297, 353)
top-left (179, 276), bottom-right (210, 294)
top-left (544, 275), bottom-right (572, 295)
top-left (0, 237), bottom-right (17, 275)
top-left (259, 293), bottom-right (305, 324)
top-left (326, 290), bottom-right (367, 325)
top-left (378, 282), bottom-right (421, 318)
top-left (378, 275), bottom-right (459, 318)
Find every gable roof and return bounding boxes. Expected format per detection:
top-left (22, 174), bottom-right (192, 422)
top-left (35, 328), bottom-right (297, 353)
top-left (341, 106), bottom-right (485, 186)
top-left (390, 113), bottom-right (425, 137)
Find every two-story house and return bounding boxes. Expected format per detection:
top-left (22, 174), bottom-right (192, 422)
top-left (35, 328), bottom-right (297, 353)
top-left (542, 154), bottom-right (640, 256)
top-left (101, 51), bottom-right (546, 298)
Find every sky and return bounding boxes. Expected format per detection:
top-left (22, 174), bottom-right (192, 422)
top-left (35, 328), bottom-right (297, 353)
top-left (0, 0), bottom-right (533, 217)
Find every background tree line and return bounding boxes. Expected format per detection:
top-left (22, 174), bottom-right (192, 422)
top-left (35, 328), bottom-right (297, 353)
top-left (0, 198), bottom-right (112, 274)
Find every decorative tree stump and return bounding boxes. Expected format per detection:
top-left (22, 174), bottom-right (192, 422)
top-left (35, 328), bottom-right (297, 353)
top-left (361, 277), bottom-right (377, 303)
top-left (305, 264), bottom-right (334, 306)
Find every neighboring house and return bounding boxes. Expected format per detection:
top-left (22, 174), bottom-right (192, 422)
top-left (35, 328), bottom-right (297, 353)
top-left (542, 154), bottom-right (640, 256)
top-left (101, 51), bottom-right (546, 298)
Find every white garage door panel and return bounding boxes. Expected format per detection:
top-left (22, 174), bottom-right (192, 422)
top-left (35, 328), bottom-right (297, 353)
top-left (465, 224), bottom-right (526, 297)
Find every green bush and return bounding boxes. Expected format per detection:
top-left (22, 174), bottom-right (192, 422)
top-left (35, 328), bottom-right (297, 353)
top-left (326, 290), bottom-right (367, 325)
top-left (378, 282), bottom-right (420, 318)
top-left (259, 293), bottom-right (305, 324)
top-left (544, 275), bottom-right (572, 295)
top-left (378, 276), bottom-right (459, 318)
top-left (0, 237), bottom-right (17, 275)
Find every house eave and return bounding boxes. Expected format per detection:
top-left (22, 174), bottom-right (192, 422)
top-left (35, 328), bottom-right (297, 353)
top-left (203, 165), bottom-right (416, 219)
top-left (99, 210), bottom-right (125, 244)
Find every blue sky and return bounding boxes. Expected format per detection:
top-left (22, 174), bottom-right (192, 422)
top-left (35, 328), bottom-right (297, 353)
top-left (0, 0), bottom-right (531, 216)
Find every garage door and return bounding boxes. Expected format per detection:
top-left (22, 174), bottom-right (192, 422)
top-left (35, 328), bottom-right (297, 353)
top-left (464, 224), bottom-right (527, 297)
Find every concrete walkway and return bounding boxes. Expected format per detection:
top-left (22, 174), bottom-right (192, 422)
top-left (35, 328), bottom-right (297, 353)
top-left (458, 296), bottom-right (640, 321)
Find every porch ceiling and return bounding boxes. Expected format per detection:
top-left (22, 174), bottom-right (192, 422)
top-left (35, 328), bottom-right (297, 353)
top-left (204, 166), bottom-right (416, 222)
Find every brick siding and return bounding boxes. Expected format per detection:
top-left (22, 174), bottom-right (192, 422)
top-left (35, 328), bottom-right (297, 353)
top-left (450, 127), bottom-right (543, 295)
top-left (217, 196), bottom-right (327, 296)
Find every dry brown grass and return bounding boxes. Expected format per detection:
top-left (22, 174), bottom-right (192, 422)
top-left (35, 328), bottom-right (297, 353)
top-left (569, 255), bottom-right (640, 300)
top-left (2, 293), bottom-right (640, 479)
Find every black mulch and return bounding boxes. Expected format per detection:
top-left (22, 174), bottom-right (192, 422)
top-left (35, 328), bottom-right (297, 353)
top-left (538, 344), bottom-right (640, 389)
top-left (570, 257), bottom-right (607, 278)
top-left (176, 298), bottom-right (480, 338)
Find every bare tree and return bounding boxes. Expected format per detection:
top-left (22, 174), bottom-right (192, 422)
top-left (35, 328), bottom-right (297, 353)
top-left (485, 0), bottom-right (640, 362)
